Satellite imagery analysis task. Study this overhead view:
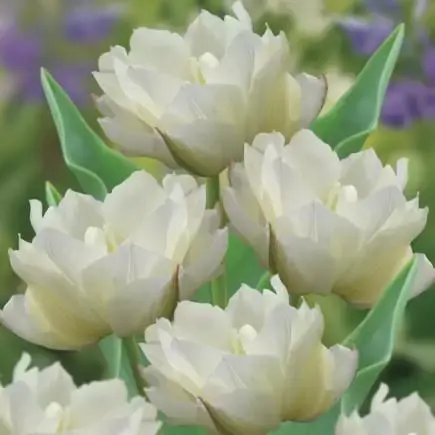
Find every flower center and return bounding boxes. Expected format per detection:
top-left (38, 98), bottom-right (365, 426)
top-left (84, 226), bottom-right (119, 253)
top-left (45, 402), bottom-right (69, 433)
top-left (230, 324), bottom-right (258, 355)
top-left (325, 182), bottom-right (358, 211)
top-left (190, 52), bottom-right (220, 84)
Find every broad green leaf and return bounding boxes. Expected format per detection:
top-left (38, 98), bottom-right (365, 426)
top-left (312, 25), bottom-right (404, 158)
top-left (45, 181), bottom-right (62, 206)
top-left (41, 69), bottom-right (138, 199)
top-left (340, 257), bottom-right (418, 414)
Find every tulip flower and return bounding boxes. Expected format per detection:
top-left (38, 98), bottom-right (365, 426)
top-left (222, 130), bottom-right (435, 306)
top-left (336, 383), bottom-right (435, 435)
top-left (0, 353), bottom-right (162, 434)
top-left (94, 1), bottom-right (326, 176)
top-left (141, 276), bottom-right (357, 434)
top-left (1, 171), bottom-right (227, 349)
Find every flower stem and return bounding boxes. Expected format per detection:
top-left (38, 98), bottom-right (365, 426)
top-left (122, 336), bottom-right (146, 397)
top-left (206, 176), bottom-right (227, 308)
top-left (206, 175), bottom-right (221, 209)
top-left (211, 271), bottom-right (228, 309)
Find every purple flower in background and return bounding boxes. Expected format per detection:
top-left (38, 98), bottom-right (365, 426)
top-left (340, 0), bottom-right (435, 129)
top-left (423, 48), bottom-right (435, 82)
top-left (339, 16), bottom-right (395, 55)
top-left (64, 5), bottom-right (122, 44)
top-left (0, 1), bottom-right (123, 106)
top-left (0, 27), bottom-right (42, 71)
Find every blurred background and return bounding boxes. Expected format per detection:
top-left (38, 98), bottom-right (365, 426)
top-left (1, 0), bottom-right (435, 410)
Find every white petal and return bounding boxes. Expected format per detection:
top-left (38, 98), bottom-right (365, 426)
top-left (173, 301), bottom-right (232, 350)
top-left (1, 294), bottom-right (101, 349)
top-left (410, 253), bottom-right (435, 298)
top-left (103, 171), bottom-right (165, 240)
top-left (296, 74), bottom-right (327, 127)
top-left (283, 129), bottom-right (340, 200)
top-left (179, 219), bottom-right (228, 300)
top-left (129, 27), bottom-right (189, 77)
top-left (81, 244), bottom-right (174, 336)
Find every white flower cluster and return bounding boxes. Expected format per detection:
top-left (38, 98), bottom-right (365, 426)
top-left (336, 384), bottom-right (435, 435)
top-left (0, 2), bottom-right (433, 434)
top-left (0, 354), bottom-right (161, 434)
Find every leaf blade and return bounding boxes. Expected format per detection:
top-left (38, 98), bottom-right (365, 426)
top-left (312, 25), bottom-right (405, 157)
top-left (41, 69), bottom-right (138, 198)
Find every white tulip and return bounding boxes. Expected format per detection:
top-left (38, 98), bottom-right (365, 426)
top-left (94, 2), bottom-right (326, 177)
top-left (336, 383), bottom-right (435, 435)
top-left (0, 353), bottom-right (161, 435)
top-left (222, 130), bottom-right (435, 307)
top-left (1, 171), bottom-right (227, 349)
top-left (141, 276), bottom-right (357, 434)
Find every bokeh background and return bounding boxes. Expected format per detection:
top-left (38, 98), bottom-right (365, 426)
top-left (1, 0), bottom-right (435, 409)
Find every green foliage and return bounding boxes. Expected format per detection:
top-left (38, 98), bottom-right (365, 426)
top-left (41, 69), bottom-right (138, 200)
top-left (312, 25), bottom-right (405, 158)
top-left (340, 257), bottom-right (418, 414)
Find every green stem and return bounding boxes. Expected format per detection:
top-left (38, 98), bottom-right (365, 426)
top-left (256, 271), bottom-right (272, 290)
top-left (211, 270), bottom-right (228, 309)
top-left (122, 337), bottom-right (146, 397)
top-left (206, 175), bottom-right (221, 209)
top-left (206, 176), bottom-right (228, 307)
top-left (291, 294), bottom-right (303, 308)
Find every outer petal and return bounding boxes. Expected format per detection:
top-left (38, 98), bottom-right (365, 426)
top-left (296, 74), bottom-right (328, 127)
top-left (102, 171), bottom-right (166, 241)
top-left (283, 129), bottom-right (340, 201)
top-left (1, 294), bottom-right (102, 350)
top-left (223, 164), bottom-right (269, 267)
top-left (144, 366), bottom-right (215, 430)
top-left (179, 211), bottom-right (228, 300)
top-left (203, 355), bottom-right (282, 434)
top-left (81, 244), bottom-right (174, 336)
top-left (172, 301), bottom-right (232, 350)
top-left (129, 27), bottom-right (190, 77)
top-left (97, 98), bottom-right (177, 167)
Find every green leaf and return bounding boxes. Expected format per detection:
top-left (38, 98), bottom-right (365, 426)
top-left (99, 335), bottom-right (138, 397)
top-left (340, 256), bottom-right (418, 414)
top-left (99, 335), bottom-right (123, 379)
top-left (41, 69), bottom-right (138, 199)
top-left (45, 181), bottom-right (62, 206)
top-left (312, 24), bottom-right (405, 158)
top-left (271, 405), bottom-right (340, 435)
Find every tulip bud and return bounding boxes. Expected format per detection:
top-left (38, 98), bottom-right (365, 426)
top-left (141, 276), bottom-right (357, 434)
top-left (336, 383), bottom-right (435, 435)
top-left (0, 353), bottom-right (162, 434)
top-left (222, 130), bottom-right (435, 307)
top-left (1, 171), bottom-right (227, 349)
top-left (93, 2), bottom-right (327, 177)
